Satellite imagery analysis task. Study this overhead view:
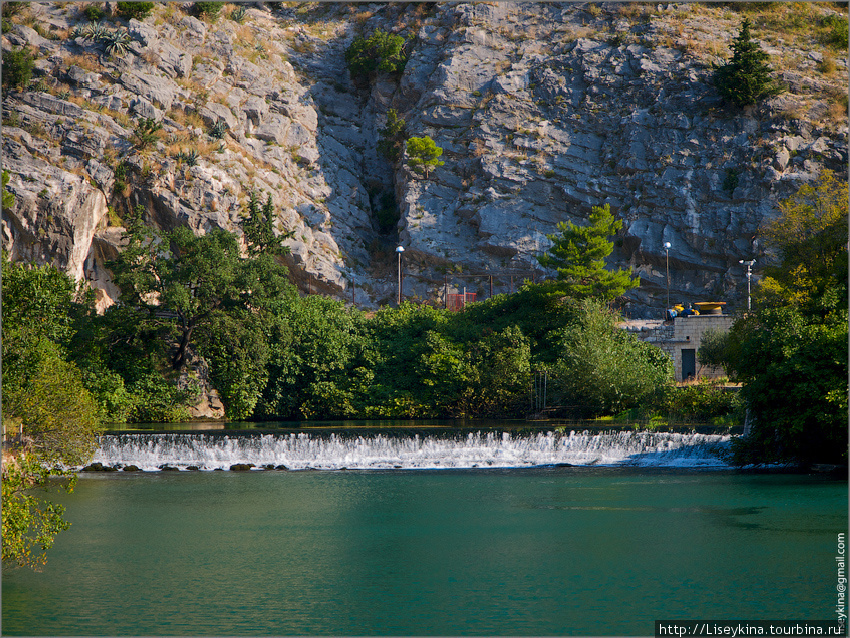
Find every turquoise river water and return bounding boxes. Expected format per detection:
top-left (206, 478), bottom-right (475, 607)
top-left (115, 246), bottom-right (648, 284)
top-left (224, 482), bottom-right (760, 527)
top-left (2, 453), bottom-right (846, 635)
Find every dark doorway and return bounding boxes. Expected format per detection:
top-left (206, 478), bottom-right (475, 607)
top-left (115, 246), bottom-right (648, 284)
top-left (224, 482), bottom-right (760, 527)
top-left (681, 349), bottom-right (696, 381)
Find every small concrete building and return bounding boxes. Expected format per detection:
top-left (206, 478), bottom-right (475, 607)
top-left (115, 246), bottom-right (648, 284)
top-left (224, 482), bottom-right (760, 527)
top-left (645, 314), bottom-right (734, 381)
top-left (621, 310), bottom-right (735, 382)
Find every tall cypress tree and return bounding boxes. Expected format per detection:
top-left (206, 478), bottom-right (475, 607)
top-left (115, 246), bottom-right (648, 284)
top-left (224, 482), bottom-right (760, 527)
top-left (713, 18), bottom-right (781, 107)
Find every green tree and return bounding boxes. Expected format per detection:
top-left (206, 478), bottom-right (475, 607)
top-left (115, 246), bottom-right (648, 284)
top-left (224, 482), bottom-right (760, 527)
top-left (2, 453), bottom-right (74, 570)
top-left (377, 109), bottom-right (406, 161)
top-left (713, 174), bottom-right (848, 466)
top-left (405, 136), bottom-right (444, 178)
top-left (1, 258), bottom-right (101, 570)
top-left (713, 18), bottom-right (782, 107)
top-left (117, 1), bottom-right (154, 19)
top-left (755, 170), bottom-right (848, 315)
top-left (536, 203), bottom-right (638, 301)
top-left (258, 295), bottom-right (374, 420)
top-left (107, 209), bottom-right (293, 416)
top-left (241, 191), bottom-right (293, 257)
top-left (723, 307), bottom-right (847, 466)
top-left (2, 47), bottom-right (34, 90)
top-left (3, 170), bottom-right (15, 210)
top-left (345, 29), bottom-right (407, 79)
top-left (549, 299), bottom-right (673, 417)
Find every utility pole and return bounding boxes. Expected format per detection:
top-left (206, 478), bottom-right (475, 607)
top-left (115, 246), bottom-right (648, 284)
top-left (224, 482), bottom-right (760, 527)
top-left (739, 259), bottom-right (755, 311)
top-left (395, 246), bottom-right (404, 305)
top-left (664, 241), bottom-right (672, 317)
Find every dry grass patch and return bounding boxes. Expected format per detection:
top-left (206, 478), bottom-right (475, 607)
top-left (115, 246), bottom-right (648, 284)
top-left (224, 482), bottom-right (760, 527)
top-left (63, 53), bottom-right (101, 73)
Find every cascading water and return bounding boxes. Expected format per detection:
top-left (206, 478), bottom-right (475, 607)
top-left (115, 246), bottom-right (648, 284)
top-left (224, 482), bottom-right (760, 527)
top-left (86, 430), bottom-right (732, 471)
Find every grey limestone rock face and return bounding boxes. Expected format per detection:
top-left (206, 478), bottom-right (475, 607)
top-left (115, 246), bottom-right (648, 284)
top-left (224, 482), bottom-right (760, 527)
top-left (1, 2), bottom-right (847, 316)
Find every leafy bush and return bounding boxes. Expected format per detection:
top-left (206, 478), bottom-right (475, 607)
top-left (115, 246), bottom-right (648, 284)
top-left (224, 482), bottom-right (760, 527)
top-left (83, 4), bottom-right (105, 22)
top-left (548, 299), bottom-right (673, 417)
top-left (821, 14), bottom-right (849, 49)
top-left (663, 379), bottom-right (741, 423)
top-left (377, 108), bottom-right (406, 161)
top-left (117, 1), bottom-right (155, 20)
top-left (194, 2), bottom-right (222, 21)
top-left (2, 47), bottom-right (34, 89)
top-left (345, 29), bottom-right (407, 79)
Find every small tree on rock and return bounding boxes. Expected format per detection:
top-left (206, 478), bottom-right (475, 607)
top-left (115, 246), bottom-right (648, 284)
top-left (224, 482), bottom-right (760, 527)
top-left (536, 203), bottom-right (638, 301)
top-left (713, 18), bottom-right (782, 107)
top-left (377, 109), bottom-right (406, 162)
top-left (405, 136), bottom-right (444, 179)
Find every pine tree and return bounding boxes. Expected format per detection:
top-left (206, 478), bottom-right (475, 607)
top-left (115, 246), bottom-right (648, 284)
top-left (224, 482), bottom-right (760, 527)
top-left (405, 136), bottom-right (444, 178)
top-left (536, 204), bottom-right (638, 301)
top-left (713, 18), bottom-right (781, 107)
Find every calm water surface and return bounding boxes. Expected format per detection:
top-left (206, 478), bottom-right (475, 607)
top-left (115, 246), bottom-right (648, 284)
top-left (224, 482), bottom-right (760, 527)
top-left (2, 468), bottom-right (845, 636)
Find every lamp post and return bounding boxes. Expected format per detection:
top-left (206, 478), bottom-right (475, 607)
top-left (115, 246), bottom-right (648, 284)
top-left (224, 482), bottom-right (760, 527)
top-left (739, 259), bottom-right (755, 311)
top-left (395, 245), bottom-right (405, 305)
top-left (663, 242), bottom-right (672, 315)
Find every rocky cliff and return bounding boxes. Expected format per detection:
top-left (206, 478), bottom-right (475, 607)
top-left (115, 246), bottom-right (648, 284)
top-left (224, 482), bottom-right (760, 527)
top-left (3, 2), bottom-right (847, 316)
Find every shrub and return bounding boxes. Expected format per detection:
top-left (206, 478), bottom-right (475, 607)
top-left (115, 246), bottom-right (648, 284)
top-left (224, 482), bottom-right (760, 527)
top-left (133, 117), bottom-right (162, 149)
top-left (117, 1), bottom-right (155, 20)
top-left (2, 47), bottom-right (34, 89)
top-left (345, 29), bottom-right (407, 79)
top-left (663, 379), bottom-right (741, 423)
top-left (820, 14), bottom-right (849, 49)
top-left (194, 2), bottom-right (222, 21)
top-left (83, 4), bottom-right (105, 22)
top-left (377, 108), bottom-right (406, 161)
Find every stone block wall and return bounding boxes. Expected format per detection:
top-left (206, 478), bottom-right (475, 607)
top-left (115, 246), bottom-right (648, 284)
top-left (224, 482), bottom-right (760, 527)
top-left (670, 315), bottom-right (735, 381)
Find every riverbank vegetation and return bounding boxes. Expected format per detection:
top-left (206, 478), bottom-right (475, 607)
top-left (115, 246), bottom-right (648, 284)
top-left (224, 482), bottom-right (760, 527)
top-left (698, 170), bottom-right (848, 467)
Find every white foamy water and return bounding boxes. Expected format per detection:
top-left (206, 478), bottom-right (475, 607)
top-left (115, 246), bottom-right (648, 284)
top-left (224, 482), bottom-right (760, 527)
top-left (86, 430), bottom-right (732, 471)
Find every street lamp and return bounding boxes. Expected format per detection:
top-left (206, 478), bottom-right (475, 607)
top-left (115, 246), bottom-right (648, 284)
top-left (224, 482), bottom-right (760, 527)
top-left (663, 242), bottom-right (672, 316)
top-left (739, 259), bottom-right (755, 311)
top-left (395, 245), bottom-right (405, 305)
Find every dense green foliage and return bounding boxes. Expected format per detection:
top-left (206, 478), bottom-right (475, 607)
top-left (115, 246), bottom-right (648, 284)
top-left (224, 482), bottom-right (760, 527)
top-left (117, 2), bottom-right (154, 20)
top-left (106, 208), bottom-right (294, 419)
top-left (345, 29), bottom-right (407, 79)
top-left (725, 307), bottom-right (846, 466)
top-left (193, 2), bottom-right (222, 21)
top-left (2, 170), bottom-right (14, 210)
top-left (713, 18), bottom-right (782, 107)
top-left (1, 257), bottom-right (101, 570)
top-left (2, 453), bottom-right (73, 570)
top-left (548, 300), bottom-right (672, 417)
top-left (661, 379), bottom-right (742, 425)
top-left (405, 136), bottom-right (444, 178)
top-left (2, 47), bottom-right (34, 89)
top-left (536, 204), bottom-right (638, 301)
top-left (83, 4), bottom-right (105, 22)
top-left (705, 173), bottom-right (848, 466)
top-left (377, 109), bottom-right (406, 162)
top-left (755, 170), bottom-right (848, 315)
